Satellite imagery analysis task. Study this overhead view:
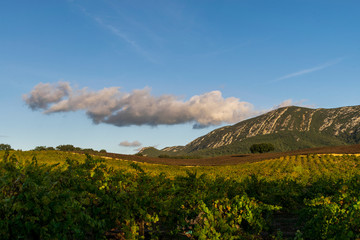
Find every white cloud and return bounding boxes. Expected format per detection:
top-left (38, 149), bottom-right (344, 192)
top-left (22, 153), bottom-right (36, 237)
top-left (119, 140), bottom-right (142, 147)
top-left (24, 81), bottom-right (258, 128)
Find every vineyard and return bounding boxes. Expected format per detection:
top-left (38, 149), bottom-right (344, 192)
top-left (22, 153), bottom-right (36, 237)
top-left (1, 150), bottom-right (360, 239)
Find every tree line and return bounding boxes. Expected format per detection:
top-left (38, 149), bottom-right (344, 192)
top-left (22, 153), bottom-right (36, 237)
top-left (0, 143), bottom-right (107, 153)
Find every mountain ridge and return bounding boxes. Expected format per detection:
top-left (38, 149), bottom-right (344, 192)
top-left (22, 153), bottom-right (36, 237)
top-left (140, 105), bottom-right (360, 157)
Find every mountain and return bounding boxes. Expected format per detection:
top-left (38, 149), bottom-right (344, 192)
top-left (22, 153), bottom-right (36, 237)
top-left (140, 105), bottom-right (360, 157)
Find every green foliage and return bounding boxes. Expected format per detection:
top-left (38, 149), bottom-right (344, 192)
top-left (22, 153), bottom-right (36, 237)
top-left (55, 145), bottom-right (105, 154)
top-left (193, 195), bottom-right (281, 239)
top-left (250, 143), bottom-right (275, 153)
top-left (0, 144), bottom-right (12, 151)
top-left (0, 153), bottom-right (282, 239)
top-left (56, 144), bottom-right (80, 151)
top-left (82, 148), bottom-right (95, 153)
top-left (301, 177), bottom-right (360, 239)
top-left (0, 153), bottom-right (113, 239)
top-left (33, 146), bottom-right (55, 151)
top-left (33, 145), bottom-right (47, 151)
top-left (1, 150), bottom-right (360, 239)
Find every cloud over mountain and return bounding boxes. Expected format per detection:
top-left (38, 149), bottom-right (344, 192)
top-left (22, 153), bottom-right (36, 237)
top-left (23, 81), bottom-right (257, 128)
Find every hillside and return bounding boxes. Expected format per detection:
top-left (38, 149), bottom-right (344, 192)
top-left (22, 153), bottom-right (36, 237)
top-left (141, 105), bottom-right (360, 157)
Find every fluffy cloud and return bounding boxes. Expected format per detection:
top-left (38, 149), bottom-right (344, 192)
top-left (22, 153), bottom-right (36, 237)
top-left (119, 141), bottom-right (142, 147)
top-left (23, 81), bottom-right (258, 128)
top-left (24, 82), bottom-right (71, 110)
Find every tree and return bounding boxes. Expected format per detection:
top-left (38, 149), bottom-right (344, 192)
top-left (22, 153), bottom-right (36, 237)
top-left (82, 148), bottom-right (95, 153)
top-left (250, 143), bottom-right (275, 153)
top-left (33, 146), bottom-right (55, 151)
top-left (0, 144), bottom-right (12, 151)
top-left (56, 144), bottom-right (77, 151)
top-left (34, 146), bottom-right (47, 151)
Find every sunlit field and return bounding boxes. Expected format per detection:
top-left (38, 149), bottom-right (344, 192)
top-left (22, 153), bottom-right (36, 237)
top-left (2, 150), bottom-right (360, 239)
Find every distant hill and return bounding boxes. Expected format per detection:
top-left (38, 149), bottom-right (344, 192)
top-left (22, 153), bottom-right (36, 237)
top-left (140, 105), bottom-right (360, 157)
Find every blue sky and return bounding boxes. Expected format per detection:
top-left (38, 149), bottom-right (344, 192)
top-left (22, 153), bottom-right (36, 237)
top-left (1, 0), bottom-right (360, 154)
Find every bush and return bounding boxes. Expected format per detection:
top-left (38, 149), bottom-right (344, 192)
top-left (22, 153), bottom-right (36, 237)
top-left (33, 146), bottom-right (47, 151)
top-left (250, 143), bottom-right (275, 153)
top-left (33, 146), bottom-right (55, 151)
top-left (0, 153), bottom-right (113, 239)
top-left (56, 144), bottom-right (82, 152)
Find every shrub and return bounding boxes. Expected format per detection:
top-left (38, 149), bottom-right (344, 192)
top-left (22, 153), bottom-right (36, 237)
top-left (250, 143), bottom-right (275, 153)
top-left (33, 146), bottom-right (47, 151)
top-left (56, 144), bottom-right (77, 151)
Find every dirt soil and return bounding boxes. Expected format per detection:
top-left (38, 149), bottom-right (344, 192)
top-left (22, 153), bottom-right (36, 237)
top-left (88, 144), bottom-right (360, 166)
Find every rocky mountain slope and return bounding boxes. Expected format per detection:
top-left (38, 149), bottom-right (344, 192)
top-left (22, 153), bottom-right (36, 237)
top-left (141, 105), bottom-right (360, 157)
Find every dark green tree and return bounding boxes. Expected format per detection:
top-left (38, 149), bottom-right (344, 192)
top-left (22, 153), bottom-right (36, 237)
top-left (0, 144), bottom-right (12, 151)
top-left (56, 144), bottom-right (78, 151)
top-left (33, 146), bottom-right (55, 151)
top-left (34, 146), bottom-right (47, 151)
top-left (250, 143), bottom-right (275, 153)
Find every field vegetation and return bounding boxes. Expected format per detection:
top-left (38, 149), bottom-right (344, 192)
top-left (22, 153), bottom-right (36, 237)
top-left (1, 149), bottom-right (360, 239)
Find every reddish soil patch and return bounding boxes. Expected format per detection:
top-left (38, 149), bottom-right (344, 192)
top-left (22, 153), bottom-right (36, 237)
top-left (89, 144), bottom-right (360, 166)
